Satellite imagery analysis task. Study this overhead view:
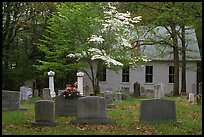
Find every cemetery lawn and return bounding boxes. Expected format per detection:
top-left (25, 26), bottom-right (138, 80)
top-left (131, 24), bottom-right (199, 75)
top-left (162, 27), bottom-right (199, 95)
top-left (2, 96), bottom-right (202, 135)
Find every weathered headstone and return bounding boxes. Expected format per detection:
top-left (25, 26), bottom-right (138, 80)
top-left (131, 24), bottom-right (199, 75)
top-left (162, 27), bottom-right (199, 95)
top-left (32, 100), bottom-right (57, 126)
top-left (55, 94), bottom-right (82, 116)
top-left (188, 93), bottom-right (195, 103)
top-left (2, 90), bottom-right (27, 111)
top-left (20, 86), bottom-right (32, 101)
top-left (33, 89), bottom-right (39, 97)
top-left (144, 89), bottom-right (154, 98)
top-left (71, 96), bottom-right (115, 124)
top-left (133, 82), bottom-right (140, 97)
top-left (2, 90), bottom-right (20, 110)
top-left (114, 92), bottom-right (122, 101)
top-left (83, 86), bottom-right (91, 96)
top-left (42, 88), bottom-right (51, 100)
top-left (154, 84), bottom-right (165, 99)
top-left (140, 86), bottom-right (145, 96)
top-left (139, 99), bottom-right (176, 122)
top-left (99, 91), bottom-right (115, 108)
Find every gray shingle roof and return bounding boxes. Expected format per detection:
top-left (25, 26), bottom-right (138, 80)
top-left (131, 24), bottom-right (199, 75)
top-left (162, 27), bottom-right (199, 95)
top-left (136, 26), bottom-right (201, 61)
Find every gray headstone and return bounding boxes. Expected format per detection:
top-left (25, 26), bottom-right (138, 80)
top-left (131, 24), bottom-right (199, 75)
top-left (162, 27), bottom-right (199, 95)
top-left (32, 100), bottom-right (56, 126)
top-left (71, 96), bottom-right (115, 124)
top-left (2, 90), bottom-right (27, 111)
top-left (188, 93), bottom-right (195, 103)
top-left (34, 89), bottom-right (39, 97)
top-left (99, 91), bottom-right (115, 108)
top-left (114, 92), bottom-right (122, 101)
top-left (55, 94), bottom-right (82, 116)
top-left (42, 88), bottom-right (51, 100)
top-left (2, 90), bottom-right (20, 110)
top-left (140, 86), bottom-right (145, 96)
top-left (83, 86), bottom-right (91, 96)
top-left (139, 99), bottom-right (176, 122)
top-left (20, 86), bottom-right (28, 101)
top-left (154, 84), bottom-right (164, 99)
top-left (133, 82), bottom-right (140, 97)
top-left (144, 89), bottom-right (154, 98)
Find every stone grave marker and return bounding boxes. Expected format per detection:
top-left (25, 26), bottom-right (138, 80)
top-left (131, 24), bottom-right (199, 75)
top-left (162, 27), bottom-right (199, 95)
top-left (32, 100), bottom-right (57, 126)
top-left (99, 91), bottom-right (115, 108)
top-left (42, 88), bottom-right (51, 100)
top-left (188, 93), bottom-right (195, 103)
top-left (71, 96), bottom-right (115, 124)
top-left (55, 94), bottom-right (82, 116)
top-left (20, 86), bottom-right (33, 101)
top-left (48, 71), bottom-right (56, 98)
top-left (83, 86), bottom-right (91, 96)
top-left (133, 82), bottom-right (140, 97)
top-left (33, 89), bottom-right (39, 97)
top-left (139, 99), bottom-right (176, 122)
top-left (2, 90), bottom-right (27, 111)
top-left (114, 92), bottom-right (122, 101)
top-left (140, 86), bottom-right (145, 96)
top-left (154, 83), bottom-right (165, 99)
top-left (144, 88), bottom-right (154, 98)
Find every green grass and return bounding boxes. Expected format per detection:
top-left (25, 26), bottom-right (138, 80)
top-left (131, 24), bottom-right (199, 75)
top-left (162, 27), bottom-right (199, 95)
top-left (2, 96), bottom-right (202, 135)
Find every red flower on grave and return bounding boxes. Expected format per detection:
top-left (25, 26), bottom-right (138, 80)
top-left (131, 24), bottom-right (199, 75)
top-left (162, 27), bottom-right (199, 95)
top-left (63, 82), bottom-right (80, 98)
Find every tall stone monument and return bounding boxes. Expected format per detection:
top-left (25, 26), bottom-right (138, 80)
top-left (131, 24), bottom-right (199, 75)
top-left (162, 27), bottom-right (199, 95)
top-left (77, 71), bottom-right (84, 96)
top-left (48, 70), bottom-right (56, 98)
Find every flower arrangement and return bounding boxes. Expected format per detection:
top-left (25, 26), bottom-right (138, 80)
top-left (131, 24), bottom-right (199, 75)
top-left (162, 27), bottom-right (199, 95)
top-left (63, 82), bottom-right (80, 98)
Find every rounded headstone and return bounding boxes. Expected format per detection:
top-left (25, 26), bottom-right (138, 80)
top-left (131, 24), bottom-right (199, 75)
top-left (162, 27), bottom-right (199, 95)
top-left (71, 96), bottom-right (115, 124)
top-left (32, 100), bottom-right (56, 126)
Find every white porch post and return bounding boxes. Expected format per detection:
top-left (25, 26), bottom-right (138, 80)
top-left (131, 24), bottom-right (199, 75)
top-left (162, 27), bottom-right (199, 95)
top-left (77, 71), bottom-right (84, 96)
top-left (48, 71), bottom-right (56, 98)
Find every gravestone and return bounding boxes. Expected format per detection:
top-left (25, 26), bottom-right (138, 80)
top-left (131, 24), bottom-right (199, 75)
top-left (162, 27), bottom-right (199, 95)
top-left (99, 91), bottom-right (115, 108)
top-left (139, 99), bottom-right (176, 122)
top-left (71, 96), bottom-right (115, 124)
top-left (33, 89), bottom-right (39, 97)
top-left (154, 83), bottom-right (165, 99)
top-left (77, 71), bottom-right (84, 96)
top-left (42, 88), bottom-right (51, 100)
top-left (83, 86), bottom-right (91, 96)
top-left (140, 86), bottom-right (145, 96)
top-left (133, 82), bottom-right (140, 97)
top-left (144, 89), bottom-right (154, 98)
top-left (32, 100), bottom-right (57, 126)
top-left (20, 86), bottom-right (33, 101)
top-left (48, 71), bottom-right (56, 98)
top-left (188, 93), bottom-right (195, 103)
top-left (114, 92), bottom-right (122, 101)
top-left (55, 94), bottom-right (82, 116)
top-left (2, 90), bottom-right (27, 111)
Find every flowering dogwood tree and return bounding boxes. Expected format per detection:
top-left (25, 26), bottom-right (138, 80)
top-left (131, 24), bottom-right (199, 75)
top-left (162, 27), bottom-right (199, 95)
top-left (36, 3), bottom-right (149, 95)
top-left (67, 3), bottom-right (148, 95)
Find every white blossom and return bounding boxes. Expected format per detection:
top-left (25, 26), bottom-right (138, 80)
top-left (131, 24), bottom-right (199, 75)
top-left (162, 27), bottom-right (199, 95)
top-left (131, 16), bottom-right (142, 23)
top-left (88, 35), bottom-right (104, 44)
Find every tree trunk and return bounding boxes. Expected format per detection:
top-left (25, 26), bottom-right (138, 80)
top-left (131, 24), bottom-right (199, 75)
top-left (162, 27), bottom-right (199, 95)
top-left (171, 25), bottom-right (180, 96)
top-left (181, 25), bottom-right (186, 94)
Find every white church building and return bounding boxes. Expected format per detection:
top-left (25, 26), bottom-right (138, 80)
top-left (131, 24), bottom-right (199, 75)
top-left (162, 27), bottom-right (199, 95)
top-left (82, 26), bottom-right (201, 95)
